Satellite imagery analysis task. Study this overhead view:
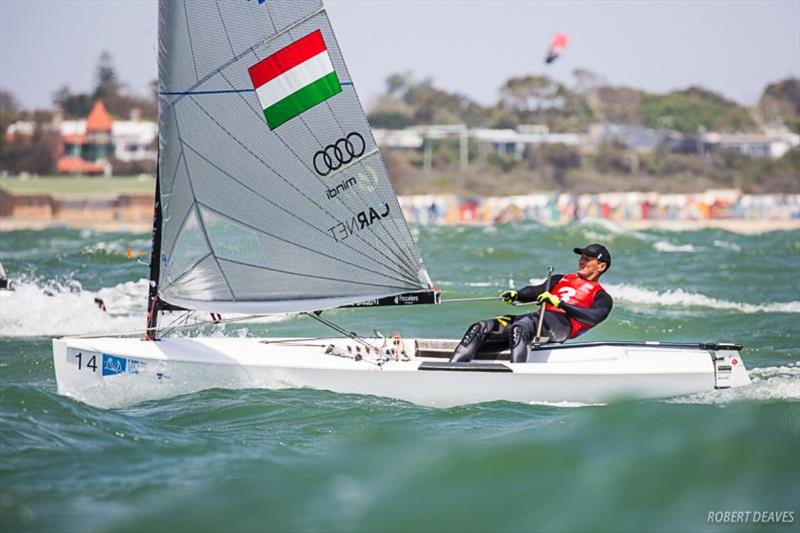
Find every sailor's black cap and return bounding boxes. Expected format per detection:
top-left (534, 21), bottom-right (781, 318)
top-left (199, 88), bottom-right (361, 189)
top-left (574, 243), bottom-right (611, 269)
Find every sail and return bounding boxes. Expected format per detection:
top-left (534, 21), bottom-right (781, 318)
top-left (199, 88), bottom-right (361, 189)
top-left (157, 0), bottom-right (433, 313)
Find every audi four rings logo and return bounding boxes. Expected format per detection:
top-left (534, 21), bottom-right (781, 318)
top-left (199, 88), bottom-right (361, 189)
top-left (313, 132), bottom-right (365, 176)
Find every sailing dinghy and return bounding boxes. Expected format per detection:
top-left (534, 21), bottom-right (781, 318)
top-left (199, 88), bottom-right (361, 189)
top-left (52, 0), bottom-right (750, 409)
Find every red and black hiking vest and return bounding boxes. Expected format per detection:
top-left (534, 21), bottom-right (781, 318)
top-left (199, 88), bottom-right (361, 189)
top-left (546, 273), bottom-right (606, 338)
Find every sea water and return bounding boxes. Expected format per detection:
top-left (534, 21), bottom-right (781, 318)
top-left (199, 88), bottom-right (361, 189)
top-left (1, 222), bottom-right (798, 532)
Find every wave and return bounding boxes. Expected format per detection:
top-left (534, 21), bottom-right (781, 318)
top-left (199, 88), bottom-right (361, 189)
top-left (0, 278), bottom-right (147, 337)
top-left (0, 278), bottom-right (292, 338)
top-left (576, 218), bottom-right (653, 241)
top-left (606, 283), bottom-right (800, 314)
top-left (652, 240), bottom-right (697, 253)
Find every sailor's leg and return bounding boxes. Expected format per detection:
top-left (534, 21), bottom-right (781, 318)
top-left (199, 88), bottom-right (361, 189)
top-left (509, 314), bottom-right (539, 363)
top-left (543, 313), bottom-right (572, 344)
top-left (450, 319), bottom-right (497, 362)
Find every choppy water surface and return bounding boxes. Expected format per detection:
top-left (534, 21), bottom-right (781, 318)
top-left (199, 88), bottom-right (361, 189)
top-left (1, 222), bottom-right (798, 532)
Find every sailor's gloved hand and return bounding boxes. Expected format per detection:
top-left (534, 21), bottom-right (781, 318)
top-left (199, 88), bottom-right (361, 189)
top-left (500, 290), bottom-right (518, 305)
top-left (536, 291), bottom-right (560, 308)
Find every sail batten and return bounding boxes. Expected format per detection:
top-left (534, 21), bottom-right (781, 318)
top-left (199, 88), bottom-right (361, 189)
top-left (158, 0), bottom-right (432, 313)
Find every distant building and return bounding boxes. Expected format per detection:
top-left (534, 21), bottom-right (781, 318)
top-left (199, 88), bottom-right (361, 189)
top-left (589, 123), bottom-right (671, 152)
top-left (471, 125), bottom-right (581, 160)
top-left (4, 121), bottom-right (35, 138)
top-left (701, 130), bottom-right (800, 159)
top-left (470, 128), bottom-right (522, 158)
top-left (112, 119), bottom-right (158, 162)
top-left (373, 129), bottom-right (424, 149)
top-left (56, 101), bottom-right (112, 175)
top-left (374, 124), bottom-right (583, 162)
top-left (52, 101), bottom-right (157, 175)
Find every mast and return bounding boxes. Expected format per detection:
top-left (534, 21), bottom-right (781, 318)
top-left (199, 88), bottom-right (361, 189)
top-left (144, 170), bottom-right (163, 340)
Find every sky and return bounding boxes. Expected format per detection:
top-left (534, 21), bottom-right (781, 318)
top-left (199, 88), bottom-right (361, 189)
top-left (1, 0), bottom-right (798, 111)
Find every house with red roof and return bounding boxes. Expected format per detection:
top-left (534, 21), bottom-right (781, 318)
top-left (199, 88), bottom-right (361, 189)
top-left (56, 101), bottom-right (114, 175)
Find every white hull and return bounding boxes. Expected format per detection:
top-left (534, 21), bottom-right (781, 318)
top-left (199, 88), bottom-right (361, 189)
top-left (52, 336), bottom-right (750, 409)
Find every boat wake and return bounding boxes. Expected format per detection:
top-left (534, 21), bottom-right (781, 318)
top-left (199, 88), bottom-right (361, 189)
top-left (669, 363), bottom-right (800, 404)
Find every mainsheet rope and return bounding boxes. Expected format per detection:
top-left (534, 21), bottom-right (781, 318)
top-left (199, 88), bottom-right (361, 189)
top-left (63, 293), bottom-right (524, 340)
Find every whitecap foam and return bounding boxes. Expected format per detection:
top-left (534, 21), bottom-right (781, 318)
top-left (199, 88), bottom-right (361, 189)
top-left (0, 278), bottom-right (294, 337)
top-left (606, 283), bottom-right (800, 314)
top-left (82, 241), bottom-right (132, 255)
top-left (0, 279), bottom-right (145, 337)
top-left (653, 241), bottom-right (697, 253)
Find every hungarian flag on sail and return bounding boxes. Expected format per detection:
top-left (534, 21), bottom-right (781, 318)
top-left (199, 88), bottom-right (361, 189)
top-left (248, 30), bottom-right (342, 129)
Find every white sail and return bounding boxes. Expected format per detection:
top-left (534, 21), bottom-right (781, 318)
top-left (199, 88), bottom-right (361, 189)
top-left (157, 0), bottom-right (432, 313)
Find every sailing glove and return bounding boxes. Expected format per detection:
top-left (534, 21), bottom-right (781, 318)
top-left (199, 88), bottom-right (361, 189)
top-left (500, 290), bottom-right (518, 304)
top-left (536, 291), bottom-right (561, 308)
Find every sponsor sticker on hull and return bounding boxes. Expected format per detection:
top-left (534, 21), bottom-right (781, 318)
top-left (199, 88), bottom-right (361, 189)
top-left (102, 354), bottom-right (147, 377)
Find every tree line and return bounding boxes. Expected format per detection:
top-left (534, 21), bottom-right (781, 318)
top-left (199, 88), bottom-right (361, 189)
top-left (368, 70), bottom-right (799, 134)
top-left (369, 71), bottom-right (800, 194)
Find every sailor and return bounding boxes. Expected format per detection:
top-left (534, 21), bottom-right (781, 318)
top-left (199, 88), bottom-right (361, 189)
top-left (0, 261), bottom-right (13, 291)
top-left (450, 243), bottom-right (614, 363)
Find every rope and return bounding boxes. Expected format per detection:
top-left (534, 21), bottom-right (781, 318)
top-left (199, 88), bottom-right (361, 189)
top-left (63, 312), bottom-right (279, 340)
top-left (440, 296), bottom-right (498, 303)
top-left (441, 295), bottom-right (536, 306)
top-left (63, 292), bottom-right (524, 340)
top-left (301, 312), bottom-right (382, 352)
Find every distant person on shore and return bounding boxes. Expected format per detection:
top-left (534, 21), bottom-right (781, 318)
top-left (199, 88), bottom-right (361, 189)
top-left (450, 244), bottom-right (614, 363)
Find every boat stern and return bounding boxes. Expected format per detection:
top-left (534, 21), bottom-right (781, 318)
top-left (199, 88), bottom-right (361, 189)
top-left (712, 345), bottom-right (750, 389)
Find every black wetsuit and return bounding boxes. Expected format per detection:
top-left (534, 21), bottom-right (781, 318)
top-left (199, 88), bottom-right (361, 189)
top-left (450, 274), bottom-right (613, 363)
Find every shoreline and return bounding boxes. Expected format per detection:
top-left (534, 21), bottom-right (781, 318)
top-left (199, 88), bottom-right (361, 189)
top-left (1, 217), bottom-right (796, 235)
top-left (2, 187), bottom-right (798, 235)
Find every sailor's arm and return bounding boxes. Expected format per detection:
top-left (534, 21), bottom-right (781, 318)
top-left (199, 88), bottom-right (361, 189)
top-left (517, 274), bottom-right (564, 303)
top-left (559, 291), bottom-right (613, 327)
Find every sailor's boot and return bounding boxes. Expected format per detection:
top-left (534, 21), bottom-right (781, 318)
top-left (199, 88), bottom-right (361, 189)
top-left (510, 323), bottom-right (535, 363)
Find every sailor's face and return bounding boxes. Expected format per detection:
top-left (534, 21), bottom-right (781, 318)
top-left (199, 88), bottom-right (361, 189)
top-left (577, 254), bottom-right (605, 281)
